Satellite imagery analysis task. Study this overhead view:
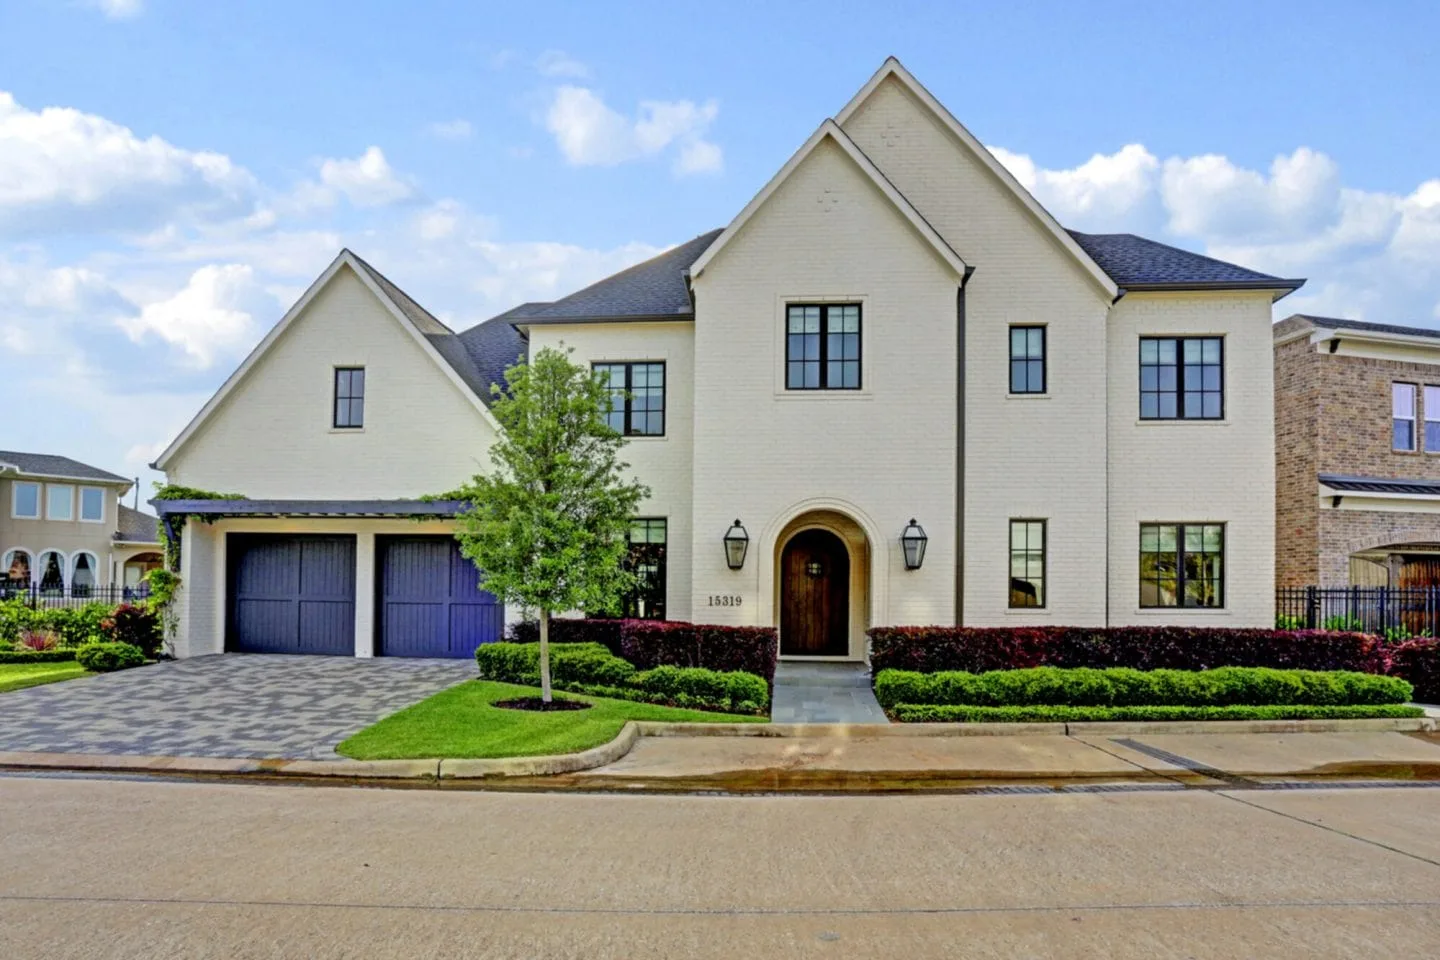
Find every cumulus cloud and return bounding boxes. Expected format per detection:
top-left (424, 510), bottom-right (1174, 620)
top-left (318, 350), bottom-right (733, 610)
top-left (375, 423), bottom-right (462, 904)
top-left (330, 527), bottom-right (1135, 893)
top-left (316, 146), bottom-right (414, 207)
top-left (117, 264), bottom-right (276, 368)
top-left (534, 50), bottom-right (590, 79)
top-left (545, 86), bottom-right (722, 176)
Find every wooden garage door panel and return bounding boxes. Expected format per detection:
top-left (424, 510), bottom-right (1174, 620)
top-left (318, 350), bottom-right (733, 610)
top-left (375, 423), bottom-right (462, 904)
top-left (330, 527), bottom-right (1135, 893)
top-left (228, 535), bottom-right (355, 656)
top-left (377, 536), bottom-right (502, 658)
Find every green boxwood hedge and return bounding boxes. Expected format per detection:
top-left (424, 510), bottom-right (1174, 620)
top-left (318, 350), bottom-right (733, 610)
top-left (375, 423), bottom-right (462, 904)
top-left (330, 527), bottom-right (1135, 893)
top-left (0, 648), bottom-right (78, 664)
top-left (874, 666), bottom-right (1412, 709)
top-left (475, 642), bottom-right (768, 714)
top-left (74, 641), bottom-right (145, 673)
top-left (890, 703), bottom-right (1425, 723)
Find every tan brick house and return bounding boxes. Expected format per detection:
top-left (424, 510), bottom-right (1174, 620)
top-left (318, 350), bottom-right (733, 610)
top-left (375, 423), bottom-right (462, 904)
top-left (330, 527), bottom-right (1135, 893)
top-left (1275, 315), bottom-right (1440, 590)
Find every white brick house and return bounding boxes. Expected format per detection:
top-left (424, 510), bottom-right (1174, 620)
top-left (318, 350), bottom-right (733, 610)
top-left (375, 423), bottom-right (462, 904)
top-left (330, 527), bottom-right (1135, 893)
top-left (155, 59), bottom-right (1302, 661)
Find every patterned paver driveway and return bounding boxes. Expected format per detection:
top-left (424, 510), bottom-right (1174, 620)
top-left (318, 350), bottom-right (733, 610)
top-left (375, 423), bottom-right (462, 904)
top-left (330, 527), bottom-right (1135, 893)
top-left (0, 655), bottom-right (476, 760)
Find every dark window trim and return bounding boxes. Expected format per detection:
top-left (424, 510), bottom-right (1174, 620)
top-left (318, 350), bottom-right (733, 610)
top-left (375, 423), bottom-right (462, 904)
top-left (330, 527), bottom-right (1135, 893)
top-left (333, 366), bottom-right (365, 429)
top-left (1008, 325), bottom-right (1047, 395)
top-left (593, 361), bottom-right (666, 437)
top-left (1008, 518), bottom-right (1047, 609)
top-left (785, 302), bottom-right (863, 391)
top-left (1138, 522), bottom-right (1226, 609)
top-left (1138, 336), bottom-right (1225, 421)
top-left (622, 517), bottom-right (667, 620)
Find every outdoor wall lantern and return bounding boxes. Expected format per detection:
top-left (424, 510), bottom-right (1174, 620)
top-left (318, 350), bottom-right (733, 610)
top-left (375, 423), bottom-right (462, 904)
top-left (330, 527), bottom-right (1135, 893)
top-left (724, 519), bottom-right (750, 570)
top-left (901, 518), bottom-right (928, 570)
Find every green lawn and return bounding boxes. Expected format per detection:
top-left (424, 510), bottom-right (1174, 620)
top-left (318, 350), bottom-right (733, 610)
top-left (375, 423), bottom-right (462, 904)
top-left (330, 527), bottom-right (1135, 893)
top-left (0, 661), bottom-right (90, 693)
top-left (338, 679), bottom-right (765, 760)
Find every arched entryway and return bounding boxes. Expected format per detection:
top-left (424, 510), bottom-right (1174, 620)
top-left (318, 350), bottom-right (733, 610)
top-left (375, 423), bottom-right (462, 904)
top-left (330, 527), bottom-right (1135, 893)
top-left (773, 509), bottom-right (870, 659)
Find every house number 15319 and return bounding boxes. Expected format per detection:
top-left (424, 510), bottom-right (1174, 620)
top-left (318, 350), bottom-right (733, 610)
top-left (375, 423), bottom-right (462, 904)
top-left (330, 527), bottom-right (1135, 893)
top-left (707, 595), bottom-right (742, 607)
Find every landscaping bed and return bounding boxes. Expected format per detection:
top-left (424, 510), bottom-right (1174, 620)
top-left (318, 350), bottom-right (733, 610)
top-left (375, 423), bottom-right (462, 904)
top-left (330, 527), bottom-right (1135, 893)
top-left (336, 680), bottom-right (764, 760)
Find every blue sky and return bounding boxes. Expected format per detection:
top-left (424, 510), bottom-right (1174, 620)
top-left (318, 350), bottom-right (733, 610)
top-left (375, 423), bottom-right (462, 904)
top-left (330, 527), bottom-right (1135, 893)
top-left (2, 0), bottom-right (1438, 496)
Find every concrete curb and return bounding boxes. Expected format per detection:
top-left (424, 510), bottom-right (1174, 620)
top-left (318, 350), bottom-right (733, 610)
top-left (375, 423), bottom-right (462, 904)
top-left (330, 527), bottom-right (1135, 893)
top-left (438, 721), bottom-right (640, 779)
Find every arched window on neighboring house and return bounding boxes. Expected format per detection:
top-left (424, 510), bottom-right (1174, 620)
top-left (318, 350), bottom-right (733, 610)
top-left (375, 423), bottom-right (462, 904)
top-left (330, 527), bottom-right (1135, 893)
top-left (2, 549), bottom-right (30, 587)
top-left (71, 552), bottom-right (98, 597)
top-left (37, 551), bottom-right (65, 594)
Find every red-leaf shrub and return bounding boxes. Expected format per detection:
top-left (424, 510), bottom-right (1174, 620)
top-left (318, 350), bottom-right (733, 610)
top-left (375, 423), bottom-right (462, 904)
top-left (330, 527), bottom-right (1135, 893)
top-left (867, 626), bottom-right (1390, 675)
top-left (104, 604), bottom-right (162, 658)
top-left (1388, 639), bottom-right (1440, 704)
top-left (507, 618), bottom-right (778, 680)
top-left (18, 629), bottom-right (59, 653)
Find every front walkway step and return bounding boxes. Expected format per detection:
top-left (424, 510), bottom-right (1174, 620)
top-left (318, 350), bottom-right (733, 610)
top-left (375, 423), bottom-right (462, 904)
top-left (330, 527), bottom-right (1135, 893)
top-left (771, 661), bottom-right (889, 723)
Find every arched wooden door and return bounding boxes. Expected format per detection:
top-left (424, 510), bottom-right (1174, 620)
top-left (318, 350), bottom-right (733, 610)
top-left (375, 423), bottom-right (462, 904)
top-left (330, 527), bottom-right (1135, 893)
top-left (780, 529), bottom-right (849, 656)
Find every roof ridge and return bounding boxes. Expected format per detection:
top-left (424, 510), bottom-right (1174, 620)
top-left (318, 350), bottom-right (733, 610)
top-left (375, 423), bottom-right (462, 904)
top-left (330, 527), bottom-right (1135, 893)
top-left (344, 249), bottom-right (455, 335)
top-left (540, 229), bottom-right (722, 309)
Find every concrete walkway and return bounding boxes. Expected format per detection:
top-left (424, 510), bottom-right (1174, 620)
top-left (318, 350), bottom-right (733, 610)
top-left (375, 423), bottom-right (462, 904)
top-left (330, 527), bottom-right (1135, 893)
top-left (769, 661), bottom-right (889, 723)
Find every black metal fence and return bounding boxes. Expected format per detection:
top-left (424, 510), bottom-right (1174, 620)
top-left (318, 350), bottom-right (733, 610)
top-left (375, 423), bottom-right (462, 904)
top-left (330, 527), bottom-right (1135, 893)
top-left (0, 582), bottom-right (151, 609)
top-left (1277, 586), bottom-right (1440, 638)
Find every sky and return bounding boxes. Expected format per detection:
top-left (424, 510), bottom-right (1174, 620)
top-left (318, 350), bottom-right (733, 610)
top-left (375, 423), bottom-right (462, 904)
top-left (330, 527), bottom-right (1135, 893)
top-left (2, 0), bottom-right (1438, 498)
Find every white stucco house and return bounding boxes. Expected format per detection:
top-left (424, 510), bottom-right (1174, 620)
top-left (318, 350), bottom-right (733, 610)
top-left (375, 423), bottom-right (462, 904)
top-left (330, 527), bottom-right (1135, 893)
top-left (154, 59), bottom-right (1303, 661)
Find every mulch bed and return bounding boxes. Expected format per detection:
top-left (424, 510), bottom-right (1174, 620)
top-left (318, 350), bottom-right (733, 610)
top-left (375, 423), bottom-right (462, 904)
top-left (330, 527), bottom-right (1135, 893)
top-left (493, 696), bottom-right (591, 712)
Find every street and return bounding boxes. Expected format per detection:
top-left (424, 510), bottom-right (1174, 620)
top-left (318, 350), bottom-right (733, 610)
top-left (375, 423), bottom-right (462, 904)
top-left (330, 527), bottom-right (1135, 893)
top-left (1, 774), bottom-right (1438, 958)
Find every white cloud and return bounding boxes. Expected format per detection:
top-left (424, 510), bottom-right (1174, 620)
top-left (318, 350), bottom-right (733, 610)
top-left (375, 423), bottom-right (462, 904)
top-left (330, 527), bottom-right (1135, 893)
top-left (534, 50), bottom-right (590, 79)
top-left (545, 86), bottom-right (722, 176)
top-left (426, 119), bottom-right (473, 141)
top-left (117, 264), bottom-right (275, 368)
top-left (0, 91), bottom-right (257, 236)
top-left (87, 0), bottom-right (143, 19)
top-left (316, 146), bottom-right (414, 207)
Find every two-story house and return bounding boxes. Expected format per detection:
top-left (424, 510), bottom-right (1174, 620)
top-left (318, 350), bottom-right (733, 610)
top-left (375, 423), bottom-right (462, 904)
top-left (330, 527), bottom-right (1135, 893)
top-left (153, 59), bottom-right (1303, 661)
top-left (1, 451), bottom-right (162, 594)
top-left (1275, 315), bottom-right (1440, 589)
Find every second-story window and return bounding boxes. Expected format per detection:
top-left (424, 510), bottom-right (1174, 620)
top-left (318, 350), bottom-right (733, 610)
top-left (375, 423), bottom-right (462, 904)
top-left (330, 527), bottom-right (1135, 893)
top-left (1140, 337), bottom-right (1223, 420)
top-left (787, 303), bottom-right (861, 390)
top-left (1009, 326), bottom-right (1046, 394)
top-left (1394, 382), bottom-right (1417, 451)
top-left (594, 362), bottom-right (665, 436)
top-left (79, 486), bottom-right (104, 523)
top-left (334, 367), bottom-right (365, 429)
top-left (1424, 386), bottom-right (1440, 452)
top-left (12, 481), bottom-right (39, 519)
top-left (47, 484), bottom-right (73, 521)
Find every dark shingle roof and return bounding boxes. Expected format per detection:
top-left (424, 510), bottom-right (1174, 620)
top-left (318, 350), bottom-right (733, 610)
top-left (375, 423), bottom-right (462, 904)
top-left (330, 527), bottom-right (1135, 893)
top-left (114, 504), bottom-right (160, 543)
top-left (1290, 315), bottom-right (1440, 340)
top-left (0, 451), bottom-right (129, 484)
top-left (346, 250), bottom-right (453, 335)
top-left (457, 316), bottom-right (528, 400)
top-left (1319, 474), bottom-right (1440, 496)
top-left (505, 230), bottom-right (723, 324)
top-left (1067, 231), bottom-right (1303, 291)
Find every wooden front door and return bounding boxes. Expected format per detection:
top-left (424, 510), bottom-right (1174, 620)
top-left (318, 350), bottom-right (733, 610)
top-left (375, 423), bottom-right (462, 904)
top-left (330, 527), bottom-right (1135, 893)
top-left (781, 529), bottom-right (850, 656)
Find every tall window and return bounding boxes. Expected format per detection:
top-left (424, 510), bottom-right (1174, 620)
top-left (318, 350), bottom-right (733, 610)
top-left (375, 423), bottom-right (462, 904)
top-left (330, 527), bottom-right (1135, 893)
top-left (786, 303), bottom-right (861, 390)
top-left (2, 549), bottom-right (30, 585)
top-left (47, 484), bottom-right (73, 521)
top-left (11, 481), bottom-right (39, 519)
top-left (1426, 386), bottom-right (1440, 452)
top-left (622, 518), bottom-right (667, 619)
top-left (71, 552), bottom-right (97, 597)
top-left (1009, 326), bottom-right (1046, 394)
top-left (38, 550), bottom-right (65, 594)
top-left (594, 362), bottom-right (665, 436)
top-left (1009, 519), bottom-right (1046, 608)
top-left (1140, 523), bottom-right (1224, 608)
top-left (1393, 382), bottom-right (1417, 451)
top-left (334, 367), bottom-right (365, 429)
top-left (80, 486), bottom-right (104, 523)
top-left (1140, 337), bottom-right (1223, 420)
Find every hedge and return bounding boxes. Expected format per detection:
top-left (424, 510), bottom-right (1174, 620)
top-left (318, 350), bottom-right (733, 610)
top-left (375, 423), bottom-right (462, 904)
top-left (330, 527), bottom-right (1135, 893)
top-left (0, 598), bottom-right (160, 652)
top-left (874, 666), bottom-right (1412, 709)
top-left (75, 641), bottom-right (146, 672)
top-left (508, 618), bottom-right (777, 680)
top-left (889, 703), bottom-right (1426, 723)
top-left (475, 641), bottom-right (769, 714)
top-left (868, 626), bottom-right (1389, 675)
top-left (1389, 638), bottom-right (1440, 705)
top-left (0, 648), bottom-right (78, 664)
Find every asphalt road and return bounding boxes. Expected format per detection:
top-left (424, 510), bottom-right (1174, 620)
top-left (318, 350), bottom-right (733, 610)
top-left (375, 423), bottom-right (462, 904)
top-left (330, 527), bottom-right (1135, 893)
top-left (2, 774), bottom-right (1439, 958)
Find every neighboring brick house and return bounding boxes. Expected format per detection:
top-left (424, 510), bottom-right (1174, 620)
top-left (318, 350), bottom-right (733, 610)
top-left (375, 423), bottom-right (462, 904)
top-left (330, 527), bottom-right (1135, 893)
top-left (1275, 315), bottom-right (1440, 589)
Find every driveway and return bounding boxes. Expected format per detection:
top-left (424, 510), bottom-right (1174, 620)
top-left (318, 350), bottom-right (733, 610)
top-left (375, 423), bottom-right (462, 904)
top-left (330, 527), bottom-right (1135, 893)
top-left (0, 655), bottom-right (476, 760)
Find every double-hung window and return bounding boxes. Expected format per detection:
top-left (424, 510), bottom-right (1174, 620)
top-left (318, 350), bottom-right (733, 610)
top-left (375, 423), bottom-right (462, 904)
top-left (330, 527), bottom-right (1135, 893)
top-left (334, 367), bottom-right (365, 429)
top-left (1140, 337), bottom-right (1223, 420)
top-left (786, 303), bottom-right (861, 390)
top-left (1426, 386), bottom-right (1440, 452)
top-left (1009, 326), bottom-right (1046, 394)
top-left (1008, 519), bottom-right (1046, 608)
top-left (594, 362), bottom-right (665, 436)
top-left (1139, 523), bottom-right (1224, 608)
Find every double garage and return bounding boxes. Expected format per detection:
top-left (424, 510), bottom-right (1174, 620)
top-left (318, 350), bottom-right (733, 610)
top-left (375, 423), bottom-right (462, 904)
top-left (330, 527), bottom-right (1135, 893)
top-left (226, 534), bottom-right (503, 658)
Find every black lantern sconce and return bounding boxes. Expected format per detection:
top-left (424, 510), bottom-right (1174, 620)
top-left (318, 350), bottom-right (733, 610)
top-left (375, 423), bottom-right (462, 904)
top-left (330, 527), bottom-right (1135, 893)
top-left (901, 518), bottom-right (928, 570)
top-left (723, 519), bottom-right (750, 570)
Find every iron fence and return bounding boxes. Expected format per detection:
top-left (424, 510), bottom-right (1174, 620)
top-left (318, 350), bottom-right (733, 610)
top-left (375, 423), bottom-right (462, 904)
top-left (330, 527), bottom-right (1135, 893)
top-left (1277, 586), bottom-right (1440, 638)
top-left (0, 582), bottom-right (150, 609)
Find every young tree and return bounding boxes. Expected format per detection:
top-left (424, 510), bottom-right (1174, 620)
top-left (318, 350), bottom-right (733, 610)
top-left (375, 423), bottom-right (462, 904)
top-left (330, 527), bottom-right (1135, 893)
top-left (454, 346), bottom-right (649, 702)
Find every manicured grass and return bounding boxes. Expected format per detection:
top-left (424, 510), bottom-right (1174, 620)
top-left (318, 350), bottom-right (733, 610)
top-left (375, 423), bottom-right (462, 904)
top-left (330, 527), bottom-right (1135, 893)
top-left (0, 661), bottom-right (90, 693)
top-left (337, 680), bottom-right (766, 760)
top-left (889, 703), bottom-right (1427, 723)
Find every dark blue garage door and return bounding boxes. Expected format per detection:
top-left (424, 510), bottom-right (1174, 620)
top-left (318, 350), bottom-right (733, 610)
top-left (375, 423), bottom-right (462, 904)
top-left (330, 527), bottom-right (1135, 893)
top-left (228, 535), bottom-right (356, 655)
top-left (377, 536), bottom-right (504, 658)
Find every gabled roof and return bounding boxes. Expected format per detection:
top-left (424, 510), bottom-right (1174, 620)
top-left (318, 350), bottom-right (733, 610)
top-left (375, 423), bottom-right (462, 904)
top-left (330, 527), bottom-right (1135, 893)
top-left (153, 250), bottom-right (503, 471)
top-left (1070, 232), bottom-right (1304, 297)
top-left (835, 57), bottom-right (1117, 299)
top-left (505, 231), bottom-right (723, 326)
top-left (1286, 314), bottom-right (1440, 341)
top-left (457, 314), bottom-right (528, 398)
top-left (688, 119), bottom-right (969, 282)
top-left (114, 504), bottom-right (160, 544)
top-left (0, 451), bottom-right (129, 485)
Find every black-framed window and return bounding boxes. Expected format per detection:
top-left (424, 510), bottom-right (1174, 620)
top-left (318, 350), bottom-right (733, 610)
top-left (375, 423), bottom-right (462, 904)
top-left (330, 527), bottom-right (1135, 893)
top-left (1394, 382), bottom-right (1417, 451)
top-left (1009, 519), bottom-right (1046, 608)
top-left (594, 362), bottom-right (665, 436)
top-left (1140, 523), bottom-right (1224, 608)
top-left (1009, 326), bottom-right (1046, 394)
top-left (786, 303), bottom-right (861, 390)
top-left (334, 367), bottom-right (365, 428)
top-left (1139, 337), bottom-right (1223, 420)
top-left (622, 518), bottom-right (667, 619)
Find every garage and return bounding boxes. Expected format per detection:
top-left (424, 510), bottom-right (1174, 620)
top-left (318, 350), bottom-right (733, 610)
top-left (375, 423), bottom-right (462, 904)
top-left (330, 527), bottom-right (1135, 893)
top-left (227, 535), bottom-right (357, 655)
top-left (377, 536), bottom-right (503, 658)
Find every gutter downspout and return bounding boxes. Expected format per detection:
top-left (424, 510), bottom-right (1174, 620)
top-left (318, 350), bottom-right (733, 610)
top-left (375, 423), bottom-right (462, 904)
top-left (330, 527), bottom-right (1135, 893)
top-left (956, 266), bottom-right (975, 625)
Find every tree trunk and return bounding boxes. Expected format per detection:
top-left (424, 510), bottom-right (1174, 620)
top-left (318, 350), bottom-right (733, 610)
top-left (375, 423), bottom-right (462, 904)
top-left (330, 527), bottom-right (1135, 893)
top-left (538, 608), bottom-right (553, 703)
